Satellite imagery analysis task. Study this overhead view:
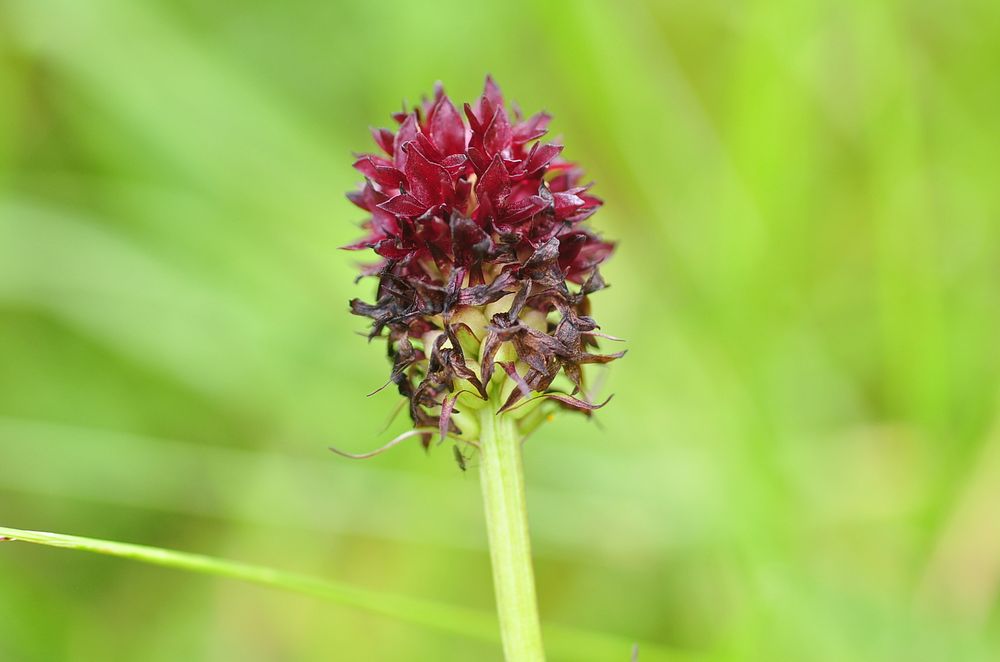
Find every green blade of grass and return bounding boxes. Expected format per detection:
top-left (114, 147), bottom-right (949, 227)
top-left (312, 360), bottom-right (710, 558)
top-left (0, 526), bottom-right (694, 662)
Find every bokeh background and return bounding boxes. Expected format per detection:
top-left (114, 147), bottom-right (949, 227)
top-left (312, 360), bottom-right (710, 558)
top-left (2, 0), bottom-right (1000, 660)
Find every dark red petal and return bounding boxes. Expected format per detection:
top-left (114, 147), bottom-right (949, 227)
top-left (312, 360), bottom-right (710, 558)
top-left (500, 195), bottom-right (548, 225)
top-left (557, 232), bottom-right (588, 268)
top-left (347, 181), bottom-right (388, 211)
top-left (411, 132), bottom-right (445, 163)
top-left (473, 94), bottom-right (494, 127)
top-left (465, 147), bottom-right (491, 175)
top-left (483, 75), bottom-right (504, 109)
top-left (370, 127), bottom-right (396, 156)
top-left (346, 190), bottom-right (366, 209)
top-left (566, 240), bottom-right (615, 280)
top-left (402, 141), bottom-right (452, 207)
top-left (393, 113), bottom-right (419, 168)
top-left (378, 194), bottom-right (427, 217)
top-left (463, 102), bottom-right (484, 133)
top-left (454, 177), bottom-right (473, 210)
top-left (548, 169), bottom-right (585, 192)
top-left (512, 112), bottom-right (552, 144)
top-left (565, 206), bottom-right (601, 223)
top-left (373, 238), bottom-right (415, 260)
top-left (440, 153), bottom-right (467, 169)
top-left (353, 156), bottom-right (406, 190)
top-left (340, 238), bottom-right (375, 251)
top-left (451, 213), bottom-right (492, 267)
top-left (523, 143), bottom-right (563, 176)
top-left (553, 191), bottom-right (587, 220)
top-left (475, 155), bottom-right (511, 215)
top-left (370, 207), bottom-right (399, 237)
top-left (439, 153), bottom-right (468, 177)
top-left (483, 106), bottom-right (512, 156)
top-left (430, 95), bottom-right (466, 156)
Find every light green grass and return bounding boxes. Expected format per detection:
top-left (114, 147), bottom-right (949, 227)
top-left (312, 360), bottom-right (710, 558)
top-left (2, 0), bottom-right (999, 659)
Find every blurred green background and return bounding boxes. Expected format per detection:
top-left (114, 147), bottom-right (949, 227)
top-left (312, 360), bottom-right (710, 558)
top-left (2, 0), bottom-right (999, 660)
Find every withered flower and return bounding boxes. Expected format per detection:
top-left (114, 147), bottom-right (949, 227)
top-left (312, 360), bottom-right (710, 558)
top-left (344, 77), bottom-right (622, 450)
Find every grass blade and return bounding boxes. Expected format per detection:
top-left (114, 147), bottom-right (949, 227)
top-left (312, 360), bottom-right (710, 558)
top-left (0, 526), bottom-right (691, 661)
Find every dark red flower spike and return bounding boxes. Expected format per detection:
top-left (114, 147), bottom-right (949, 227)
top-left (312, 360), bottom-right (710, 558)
top-left (345, 77), bottom-right (621, 442)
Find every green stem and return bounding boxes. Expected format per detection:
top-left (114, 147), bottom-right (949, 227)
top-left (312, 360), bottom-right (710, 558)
top-left (478, 400), bottom-right (546, 661)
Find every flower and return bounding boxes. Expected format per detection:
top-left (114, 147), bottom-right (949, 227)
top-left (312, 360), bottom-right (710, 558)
top-left (344, 77), bottom-right (622, 447)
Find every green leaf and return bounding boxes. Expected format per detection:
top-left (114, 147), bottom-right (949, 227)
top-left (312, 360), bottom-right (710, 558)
top-left (0, 526), bottom-right (693, 662)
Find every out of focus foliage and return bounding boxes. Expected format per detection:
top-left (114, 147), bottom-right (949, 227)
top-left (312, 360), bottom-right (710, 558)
top-left (2, 0), bottom-right (999, 660)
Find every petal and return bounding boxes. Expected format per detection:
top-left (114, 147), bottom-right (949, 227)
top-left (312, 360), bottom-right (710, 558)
top-left (483, 106), bottom-right (512, 156)
top-left (463, 102), bottom-right (484, 133)
top-left (500, 361), bottom-right (533, 399)
top-left (451, 213), bottom-right (492, 266)
top-left (370, 127), bottom-right (395, 155)
top-left (545, 393), bottom-right (613, 412)
top-left (566, 240), bottom-right (615, 279)
top-left (372, 238), bottom-right (415, 260)
top-left (439, 153), bottom-right (468, 177)
top-left (340, 238), bottom-right (375, 251)
top-left (402, 141), bottom-right (453, 207)
top-left (458, 269), bottom-right (517, 307)
top-left (571, 350), bottom-right (627, 365)
top-left (439, 393), bottom-right (460, 443)
top-left (370, 206), bottom-right (399, 236)
top-left (522, 143), bottom-right (563, 176)
top-left (500, 195), bottom-right (548, 225)
top-left (475, 155), bottom-right (511, 213)
top-left (478, 330), bottom-right (501, 386)
top-left (393, 113), bottom-right (419, 168)
top-left (553, 191), bottom-right (586, 220)
top-left (378, 193), bottom-right (428, 217)
top-left (556, 231), bottom-right (588, 268)
top-left (523, 237), bottom-right (561, 268)
top-left (483, 75), bottom-right (504, 109)
top-left (353, 156), bottom-right (406, 190)
top-left (430, 95), bottom-right (466, 156)
top-left (512, 112), bottom-right (552, 144)
top-left (346, 181), bottom-right (388, 211)
top-left (465, 146), bottom-right (491, 175)
top-left (411, 132), bottom-right (444, 163)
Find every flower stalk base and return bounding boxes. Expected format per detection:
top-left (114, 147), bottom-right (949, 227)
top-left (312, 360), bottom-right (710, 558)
top-left (478, 398), bottom-right (545, 661)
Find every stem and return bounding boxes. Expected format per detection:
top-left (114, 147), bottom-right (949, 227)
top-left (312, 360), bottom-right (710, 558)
top-left (478, 400), bottom-right (546, 661)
